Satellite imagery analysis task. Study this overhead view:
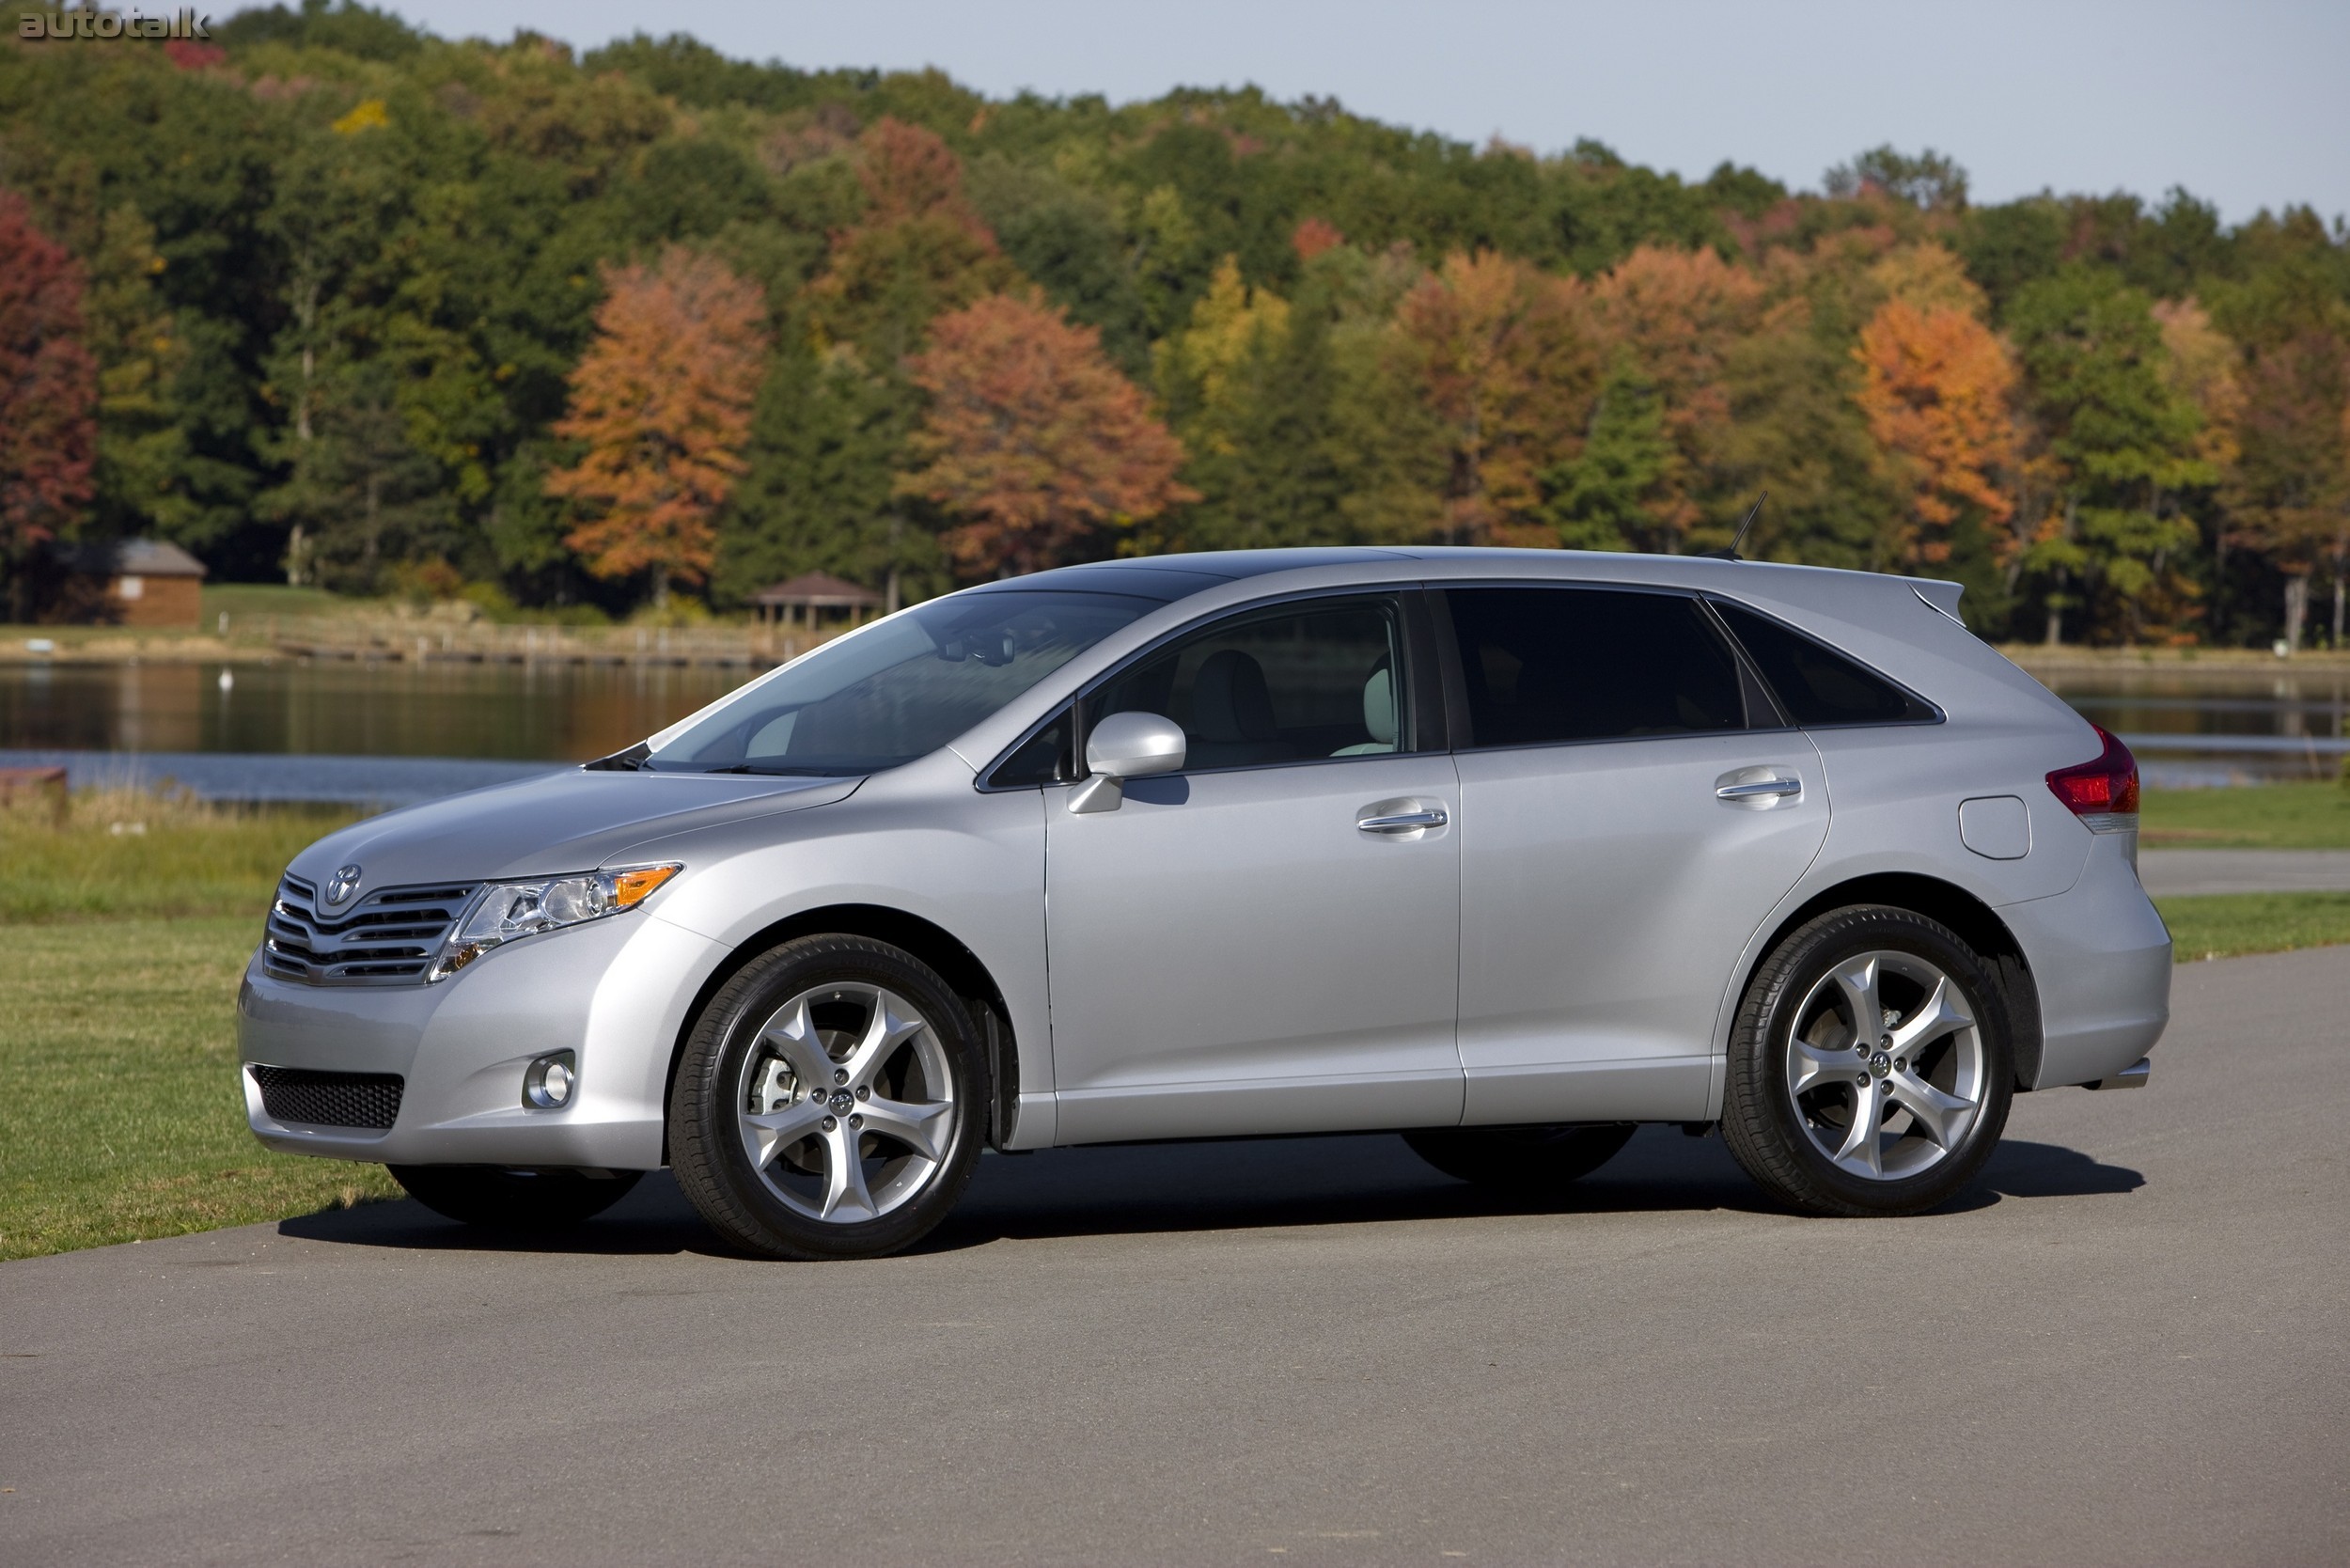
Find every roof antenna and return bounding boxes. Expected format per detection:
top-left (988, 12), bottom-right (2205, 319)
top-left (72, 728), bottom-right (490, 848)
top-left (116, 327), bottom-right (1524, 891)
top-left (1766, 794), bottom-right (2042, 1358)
top-left (1706, 491), bottom-right (1766, 561)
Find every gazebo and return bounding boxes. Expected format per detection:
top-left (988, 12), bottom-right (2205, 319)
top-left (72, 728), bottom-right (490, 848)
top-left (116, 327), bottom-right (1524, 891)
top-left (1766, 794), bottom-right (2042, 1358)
top-left (750, 571), bottom-right (883, 629)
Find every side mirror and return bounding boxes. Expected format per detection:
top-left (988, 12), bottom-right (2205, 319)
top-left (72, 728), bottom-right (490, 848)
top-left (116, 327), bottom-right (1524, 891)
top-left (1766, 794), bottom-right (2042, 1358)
top-left (1069, 711), bottom-right (1185, 813)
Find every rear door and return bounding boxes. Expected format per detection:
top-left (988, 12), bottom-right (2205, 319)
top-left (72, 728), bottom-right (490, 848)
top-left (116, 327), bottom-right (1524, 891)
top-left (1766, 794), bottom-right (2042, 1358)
top-left (1443, 585), bottom-right (1827, 1123)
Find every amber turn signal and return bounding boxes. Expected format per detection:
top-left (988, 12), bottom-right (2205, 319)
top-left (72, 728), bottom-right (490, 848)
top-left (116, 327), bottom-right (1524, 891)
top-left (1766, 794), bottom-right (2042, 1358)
top-left (612, 864), bottom-right (681, 907)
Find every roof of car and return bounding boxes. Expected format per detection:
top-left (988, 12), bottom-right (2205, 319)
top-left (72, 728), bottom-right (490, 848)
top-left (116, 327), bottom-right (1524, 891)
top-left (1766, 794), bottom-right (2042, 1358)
top-left (951, 549), bottom-right (1973, 639)
top-left (960, 548), bottom-right (1418, 604)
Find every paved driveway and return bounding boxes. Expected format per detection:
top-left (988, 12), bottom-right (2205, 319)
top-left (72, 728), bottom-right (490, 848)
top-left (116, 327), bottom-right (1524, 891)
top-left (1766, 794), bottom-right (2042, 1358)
top-left (4, 949), bottom-right (2346, 1566)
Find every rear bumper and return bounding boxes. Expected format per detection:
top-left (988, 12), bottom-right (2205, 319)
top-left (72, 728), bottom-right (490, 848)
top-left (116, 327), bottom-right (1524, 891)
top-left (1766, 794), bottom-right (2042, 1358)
top-left (236, 911), bottom-right (728, 1168)
top-left (2086, 1057), bottom-right (2153, 1090)
top-left (2004, 832), bottom-right (2172, 1089)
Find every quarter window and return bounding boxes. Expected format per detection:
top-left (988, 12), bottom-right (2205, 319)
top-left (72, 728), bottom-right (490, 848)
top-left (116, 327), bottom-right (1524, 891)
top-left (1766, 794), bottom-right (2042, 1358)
top-left (1710, 601), bottom-right (1935, 727)
top-left (1090, 599), bottom-right (1410, 772)
top-left (1444, 587), bottom-right (1746, 747)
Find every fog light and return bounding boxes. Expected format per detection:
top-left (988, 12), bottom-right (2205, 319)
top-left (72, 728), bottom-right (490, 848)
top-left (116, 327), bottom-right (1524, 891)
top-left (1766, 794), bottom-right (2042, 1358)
top-left (523, 1052), bottom-right (576, 1110)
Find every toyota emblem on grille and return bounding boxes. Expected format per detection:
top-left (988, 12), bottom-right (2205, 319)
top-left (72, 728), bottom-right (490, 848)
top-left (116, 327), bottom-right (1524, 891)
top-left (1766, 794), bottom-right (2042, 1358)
top-left (321, 864), bottom-right (364, 908)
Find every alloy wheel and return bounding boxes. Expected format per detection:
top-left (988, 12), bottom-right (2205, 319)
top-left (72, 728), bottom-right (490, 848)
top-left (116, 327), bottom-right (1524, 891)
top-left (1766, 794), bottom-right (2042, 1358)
top-left (1783, 949), bottom-right (1986, 1182)
top-left (734, 981), bottom-right (959, 1223)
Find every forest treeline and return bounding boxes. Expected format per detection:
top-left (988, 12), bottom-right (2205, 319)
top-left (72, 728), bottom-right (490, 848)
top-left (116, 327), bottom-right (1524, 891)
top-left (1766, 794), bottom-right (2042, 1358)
top-left (2, 2), bottom-right (2348, 645)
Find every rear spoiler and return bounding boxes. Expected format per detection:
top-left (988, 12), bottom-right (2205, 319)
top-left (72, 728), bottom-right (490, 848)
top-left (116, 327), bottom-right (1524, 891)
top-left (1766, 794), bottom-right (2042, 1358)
top-left (1910, 578), bottom-right (1965, 621)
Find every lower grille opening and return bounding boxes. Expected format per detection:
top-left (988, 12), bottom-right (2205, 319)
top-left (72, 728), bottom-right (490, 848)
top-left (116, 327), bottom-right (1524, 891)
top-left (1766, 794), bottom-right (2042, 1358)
top-left (249, 1065), bottom-right (404, 1131)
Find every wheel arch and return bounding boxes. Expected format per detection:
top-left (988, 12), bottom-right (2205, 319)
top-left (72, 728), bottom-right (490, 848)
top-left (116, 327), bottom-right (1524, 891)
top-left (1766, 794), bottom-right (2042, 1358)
top-left (1743, 872), bottom-right (2044, 1090)
top-left (660, 903), bottom-right (1023, 1161)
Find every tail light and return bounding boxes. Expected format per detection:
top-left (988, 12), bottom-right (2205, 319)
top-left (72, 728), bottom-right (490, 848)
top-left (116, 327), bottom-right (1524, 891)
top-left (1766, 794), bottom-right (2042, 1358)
top-left (2046, 725), bottom-right (2139, 832)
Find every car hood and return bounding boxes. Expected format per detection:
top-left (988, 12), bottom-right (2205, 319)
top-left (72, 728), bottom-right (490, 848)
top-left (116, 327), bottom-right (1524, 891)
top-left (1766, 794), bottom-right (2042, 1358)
top-left (285, 769), bottom-right (862, 893)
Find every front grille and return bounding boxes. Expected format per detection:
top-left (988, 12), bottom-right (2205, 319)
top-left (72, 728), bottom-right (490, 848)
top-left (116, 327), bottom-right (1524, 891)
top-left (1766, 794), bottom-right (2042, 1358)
top-left (263, 873), bottom-right (477, 986)
top-left (249, 1065), bottom-right (404, 1130)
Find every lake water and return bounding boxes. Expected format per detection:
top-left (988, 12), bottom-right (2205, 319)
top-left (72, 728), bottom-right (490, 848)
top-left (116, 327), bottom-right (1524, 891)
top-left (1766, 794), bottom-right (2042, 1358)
top-left (0, 659), bottom-right (744, 761)
top-left (1, 655), bottom-right (2343, 802)
top-left (2039, 664), bottom-right (2350, 787)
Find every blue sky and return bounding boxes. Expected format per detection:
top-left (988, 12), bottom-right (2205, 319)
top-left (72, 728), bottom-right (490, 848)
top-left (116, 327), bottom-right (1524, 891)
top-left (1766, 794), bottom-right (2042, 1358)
top-left (383, 0), bottom-right (2349, 225)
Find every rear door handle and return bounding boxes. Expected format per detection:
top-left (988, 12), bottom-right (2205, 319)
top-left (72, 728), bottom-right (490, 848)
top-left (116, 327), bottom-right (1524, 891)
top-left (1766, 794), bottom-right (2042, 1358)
top-left (1716, 777), bottom-right (1801, 801)
top-left (1356, 808), bottom-right (1449, 834)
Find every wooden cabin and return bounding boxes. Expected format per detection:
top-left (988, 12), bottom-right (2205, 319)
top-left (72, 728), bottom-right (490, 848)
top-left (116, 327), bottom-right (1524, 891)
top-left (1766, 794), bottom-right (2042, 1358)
top-left (48, 540), bottom-right (208, 628)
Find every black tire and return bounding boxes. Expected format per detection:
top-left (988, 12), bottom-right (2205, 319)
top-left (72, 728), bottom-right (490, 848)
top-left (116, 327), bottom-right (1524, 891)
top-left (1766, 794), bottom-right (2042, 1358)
top-left (389, 1165), bottom-right (642, 1231)
top-left (1721, 904), bottom-right (2014, 1217)
top-left (668, 934), bottom-right (986, 1261)
top-left (1403, 1123), bottom-right (1637, 1195)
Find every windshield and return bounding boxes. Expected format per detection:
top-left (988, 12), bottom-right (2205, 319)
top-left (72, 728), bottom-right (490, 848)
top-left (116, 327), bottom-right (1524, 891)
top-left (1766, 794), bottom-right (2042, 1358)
top-left (643, 589), bottom-right (1154, 776)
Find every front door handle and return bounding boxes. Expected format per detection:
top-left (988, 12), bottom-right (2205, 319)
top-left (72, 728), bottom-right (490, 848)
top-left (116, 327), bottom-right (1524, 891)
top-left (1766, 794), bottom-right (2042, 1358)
top-left (1357, 808), bottom-right (1449, 834)
top-left (1716, 776), bottom-right (1802, 801)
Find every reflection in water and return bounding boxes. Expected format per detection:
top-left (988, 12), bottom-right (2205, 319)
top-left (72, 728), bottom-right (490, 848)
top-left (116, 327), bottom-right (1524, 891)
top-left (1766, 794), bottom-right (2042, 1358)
top-left (0, 661), bottom-right (750, 761)
top-left (2039, 665), bottom-right (2350, 784)
top-left (2, 658), bottom-right (2347, 782)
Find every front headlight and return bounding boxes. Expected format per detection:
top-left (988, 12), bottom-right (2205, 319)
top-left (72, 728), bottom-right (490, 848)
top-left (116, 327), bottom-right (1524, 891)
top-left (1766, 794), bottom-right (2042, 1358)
top-left (429, 863), bottom-right (681, 981)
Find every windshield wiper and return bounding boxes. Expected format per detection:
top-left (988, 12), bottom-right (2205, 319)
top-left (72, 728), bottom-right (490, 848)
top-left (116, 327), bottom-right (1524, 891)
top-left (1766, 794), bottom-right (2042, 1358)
top-left (584, 742), bottom-right (650, 772)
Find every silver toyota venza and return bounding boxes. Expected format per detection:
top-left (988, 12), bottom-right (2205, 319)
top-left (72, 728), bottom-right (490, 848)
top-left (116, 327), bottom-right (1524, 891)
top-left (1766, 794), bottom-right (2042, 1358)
top-left (240, 549), bottom-right (2169, 1257)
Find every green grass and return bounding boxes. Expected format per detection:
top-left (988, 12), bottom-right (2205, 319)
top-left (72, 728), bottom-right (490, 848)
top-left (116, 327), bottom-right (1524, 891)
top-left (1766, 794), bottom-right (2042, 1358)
top-left (2140, 781), bottom-right (2350, 848)
top-left (0, 792), bottom-right (357, 922)
top-left (0, 917), bottom-right (402, 1260)
top-left (0, 793), bottom-right (399, 1262)
top-left (2155, 892), bottom-right (2350, 964)
top-left (197, 582), bottom-right (355, 622)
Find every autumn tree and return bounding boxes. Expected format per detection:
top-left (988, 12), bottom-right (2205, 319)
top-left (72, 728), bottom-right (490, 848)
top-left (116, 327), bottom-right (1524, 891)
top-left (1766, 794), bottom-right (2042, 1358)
top-left (805, 118), bottom-right (1015, 363)
top-left (1154, 256), bottom-right (1353, 550)
top-left (0, 189), bottom-right (97, 618)
top-left (1590, 245), bottom-right (1766, 552)
top-left (546, 246), bottom-right (769, 606)
top-left (898, 292), bottom-right (1195, 576)
top-left (2223, 329), bottom-right (2350, 649)
top-left (1854, 299), bottom-right (2021, 569)
top-left (2152, 299), bottom-right (2248, 635)
top-left (1395, 249), bottom-right (1599, 546)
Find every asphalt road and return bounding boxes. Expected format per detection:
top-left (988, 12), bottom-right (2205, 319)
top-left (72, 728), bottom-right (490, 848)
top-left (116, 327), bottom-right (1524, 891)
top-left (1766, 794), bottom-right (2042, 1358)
top-left (5, 949), bottom-right (2347, 1566)
top-left (2138, 847), bottom-right (2350, 896)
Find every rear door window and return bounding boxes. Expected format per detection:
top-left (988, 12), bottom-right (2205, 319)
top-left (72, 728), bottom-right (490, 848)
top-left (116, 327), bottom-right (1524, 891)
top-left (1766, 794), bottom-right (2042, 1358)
top-left (1710, 600), bottom-right (1936, 727)
top-left (1442, 587), bottom-right (1747, 748)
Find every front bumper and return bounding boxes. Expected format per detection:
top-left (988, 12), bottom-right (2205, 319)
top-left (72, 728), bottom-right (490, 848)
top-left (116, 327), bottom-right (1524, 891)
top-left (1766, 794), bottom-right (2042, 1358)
top-left (237, 910), bottom-right (728, 1169)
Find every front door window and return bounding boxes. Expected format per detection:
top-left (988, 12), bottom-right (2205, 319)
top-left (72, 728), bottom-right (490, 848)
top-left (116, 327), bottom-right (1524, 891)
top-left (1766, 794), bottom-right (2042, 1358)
top-left (1091, 599), bottom-right (1413, 770)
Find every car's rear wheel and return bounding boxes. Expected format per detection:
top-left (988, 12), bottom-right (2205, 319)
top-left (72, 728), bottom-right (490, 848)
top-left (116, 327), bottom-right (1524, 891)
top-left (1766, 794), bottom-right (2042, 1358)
top-left (388, 1165), bottom-right (642, 1231)
top-left (1721, 905), bottom-right (2013, 1217)
top-left (1403, 1123), bottom-right (1636, 1195)
top-left (668, 935), bottom-right (985, 1261)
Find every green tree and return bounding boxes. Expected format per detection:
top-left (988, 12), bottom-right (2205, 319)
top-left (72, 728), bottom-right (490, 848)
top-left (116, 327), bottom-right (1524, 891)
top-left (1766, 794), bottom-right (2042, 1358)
top-left (1543, 356), bottom-right (1674, 550)
top-left (2008, 267), bottom-right (2213, 643)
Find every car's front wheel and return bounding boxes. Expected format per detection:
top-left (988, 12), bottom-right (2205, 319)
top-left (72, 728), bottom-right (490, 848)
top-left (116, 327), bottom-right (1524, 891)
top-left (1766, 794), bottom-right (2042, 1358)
top-left (388, 1165), bottom-right (642, 1231)
top-left (668, 935), bottom-right (985, 1261)
top-left (1721, 905), bottom-right (2013, 1217)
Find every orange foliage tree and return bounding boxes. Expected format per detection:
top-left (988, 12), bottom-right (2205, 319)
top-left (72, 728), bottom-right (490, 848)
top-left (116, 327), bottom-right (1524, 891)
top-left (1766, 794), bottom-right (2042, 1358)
top-left (898, 292), bottom-right (1195, 576)
top-left (1592, 246), bottom-right (1766, 551)
top-left (1394, 249), bottom-right (1598, 546)
top-left (545, 246), bottom-right (768, 605)
top-left (806, 118), bottom-right (1014, 359)
top-left (0, 190), bottom-right (96, 611)
top-left (1853, 299), bottom-right (2021, 566)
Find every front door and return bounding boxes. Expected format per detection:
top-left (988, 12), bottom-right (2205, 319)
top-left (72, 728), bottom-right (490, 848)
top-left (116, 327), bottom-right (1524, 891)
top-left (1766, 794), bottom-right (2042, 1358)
top-left (1044, 594), bottom-right (1464, 1144)
top-left (1441, 586), bottom-right (1829, 1124)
